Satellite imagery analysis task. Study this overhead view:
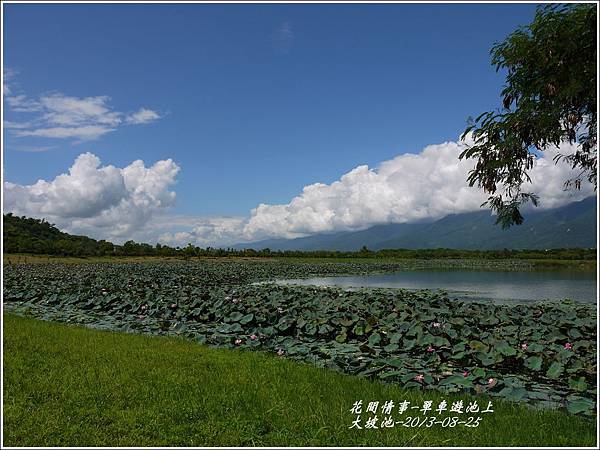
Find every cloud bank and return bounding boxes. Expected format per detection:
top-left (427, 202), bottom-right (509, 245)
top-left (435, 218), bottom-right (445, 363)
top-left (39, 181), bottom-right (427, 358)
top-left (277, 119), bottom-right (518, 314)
top-left (240, 139), bottom-right (594, 241)
top-left (3, 138), bottom-right (594, 247)
top-left (156, 139), bottom-right (594, 246)
top-left (243, 142), bottom-right (593, 239)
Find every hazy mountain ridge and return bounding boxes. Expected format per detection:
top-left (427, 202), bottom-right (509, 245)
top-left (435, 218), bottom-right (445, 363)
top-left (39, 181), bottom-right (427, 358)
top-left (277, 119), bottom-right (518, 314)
top-left (234, 196), bottom-right (597, 251)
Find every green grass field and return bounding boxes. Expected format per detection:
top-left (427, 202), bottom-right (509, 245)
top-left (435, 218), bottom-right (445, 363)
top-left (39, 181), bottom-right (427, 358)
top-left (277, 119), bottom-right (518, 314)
top-left (3, 314), bottom-right (596, 447)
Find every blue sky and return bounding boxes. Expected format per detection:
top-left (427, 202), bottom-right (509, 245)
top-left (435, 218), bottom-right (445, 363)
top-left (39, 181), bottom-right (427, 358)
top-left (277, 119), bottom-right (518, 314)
top-left (7, 2), bottom-right (590, 246)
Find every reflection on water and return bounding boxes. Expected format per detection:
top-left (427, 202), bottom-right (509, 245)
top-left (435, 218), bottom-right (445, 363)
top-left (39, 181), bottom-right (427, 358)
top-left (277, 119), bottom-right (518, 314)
top-left (277, 269), bottom-right (598, 303)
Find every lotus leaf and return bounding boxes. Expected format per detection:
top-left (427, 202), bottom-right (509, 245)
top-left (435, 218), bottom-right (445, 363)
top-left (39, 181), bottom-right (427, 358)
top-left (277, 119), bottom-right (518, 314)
top-left (546, 362), bottom-right (564, 379)
top-left (524, 356), bottom-right (543, 371)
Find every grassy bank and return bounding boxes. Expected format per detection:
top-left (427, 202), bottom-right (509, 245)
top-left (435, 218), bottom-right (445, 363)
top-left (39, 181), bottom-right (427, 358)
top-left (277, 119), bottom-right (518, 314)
top-left (3, 314), bottom-right (596, 447)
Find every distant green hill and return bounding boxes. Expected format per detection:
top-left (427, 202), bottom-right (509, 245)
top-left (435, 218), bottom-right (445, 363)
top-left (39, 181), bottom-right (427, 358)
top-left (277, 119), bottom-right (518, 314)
top-left (2, 214), bottom-right (113, 256)
top-left (234, 196), bottom-right (597, 251)
top-left (2, 214), bottom-right (169, 256)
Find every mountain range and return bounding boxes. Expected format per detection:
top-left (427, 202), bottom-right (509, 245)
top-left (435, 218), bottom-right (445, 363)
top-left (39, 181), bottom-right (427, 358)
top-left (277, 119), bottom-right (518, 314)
top-left (234, 196), bottom-right (597, 251)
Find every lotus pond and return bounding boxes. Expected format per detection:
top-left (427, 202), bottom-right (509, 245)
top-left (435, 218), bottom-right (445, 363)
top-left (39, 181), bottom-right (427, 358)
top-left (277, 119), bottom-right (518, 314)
top-left (3, 259), bottom-right (597, 416)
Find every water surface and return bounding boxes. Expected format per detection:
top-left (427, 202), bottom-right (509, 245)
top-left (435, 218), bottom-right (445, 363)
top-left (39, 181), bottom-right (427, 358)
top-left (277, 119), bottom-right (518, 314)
top-left (278, 269), bottom-right (597, 303)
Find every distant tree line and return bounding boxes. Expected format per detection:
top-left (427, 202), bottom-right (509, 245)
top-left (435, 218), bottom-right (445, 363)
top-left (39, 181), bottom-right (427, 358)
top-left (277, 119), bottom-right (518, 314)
top-left (2, 213), bottom-right (596, 260)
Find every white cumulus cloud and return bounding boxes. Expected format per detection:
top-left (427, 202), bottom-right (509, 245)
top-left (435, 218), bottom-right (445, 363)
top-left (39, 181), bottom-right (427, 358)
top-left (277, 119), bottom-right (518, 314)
top-left (241, 139), bottom-right (595, 241)
top-left (4, 153), bottom-right (180, 241)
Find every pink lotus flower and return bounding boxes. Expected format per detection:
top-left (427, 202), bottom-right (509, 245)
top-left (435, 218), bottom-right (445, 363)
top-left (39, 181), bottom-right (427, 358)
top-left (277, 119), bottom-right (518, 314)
top-left (564, 342), bottom-right (573, 350)
top-left (276, 348), bottom-right (285, 356)
top-left (232, 298), bottom-right (240, 304)
top-left (463, 371), bottom-right (469, 377)
top-left (521, 343), bottom-right (528, 350)
top-left (414, 374), bottom-right (425, 382)
top-left (432, 322), bottom-right (441, 328)
top-left (250, 334), bottom-right (258, 340)
top-left (234, 339), bottom-right (242, 345)
top-left (170, 303), bottom-right (177, 308)
top-left (487, 378), bottom-right (496, 387)
top-left (426, 345), bottom-right (435, 353)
